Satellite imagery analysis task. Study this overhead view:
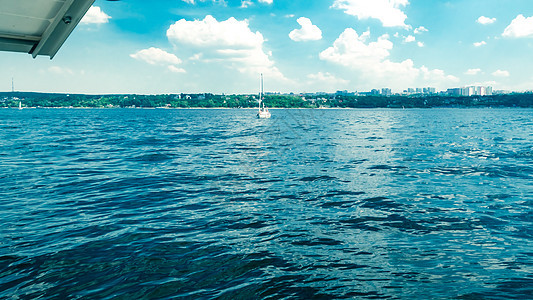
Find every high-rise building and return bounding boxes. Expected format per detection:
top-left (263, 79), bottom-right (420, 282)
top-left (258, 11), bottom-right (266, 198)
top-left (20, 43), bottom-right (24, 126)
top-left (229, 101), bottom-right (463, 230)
top-left (381, 88), bottom-right (392, 96)
top-left (447, 86), bottom-right (493, 96)
top-left (422, 87), bottom-right (437, 94)
top-left (446, 88), bottom-right (461, 96)
top-left (461, 86), bottom-right (474, 96)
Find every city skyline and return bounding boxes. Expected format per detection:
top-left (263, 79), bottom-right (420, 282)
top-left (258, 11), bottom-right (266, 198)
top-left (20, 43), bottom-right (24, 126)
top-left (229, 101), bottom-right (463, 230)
top-left (3, 73), bottom-right (517, 97)
top-left (4, 82), bottom-right (512, 97)
top-left (1, 0), bottom-right (533, 94)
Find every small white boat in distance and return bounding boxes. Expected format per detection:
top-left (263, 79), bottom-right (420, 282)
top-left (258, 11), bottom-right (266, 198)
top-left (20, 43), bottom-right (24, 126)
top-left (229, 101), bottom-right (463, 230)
top-left (258, 103), bottom-right (271, 119)
top-left (257, 73), bottom-right (271, 119)
top-left (18, 101), bottom-right (22, 110)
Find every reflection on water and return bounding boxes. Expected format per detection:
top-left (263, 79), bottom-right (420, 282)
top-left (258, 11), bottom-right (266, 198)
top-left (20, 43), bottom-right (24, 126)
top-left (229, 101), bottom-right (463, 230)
top-left (0, 108), bottom-right (532, 299)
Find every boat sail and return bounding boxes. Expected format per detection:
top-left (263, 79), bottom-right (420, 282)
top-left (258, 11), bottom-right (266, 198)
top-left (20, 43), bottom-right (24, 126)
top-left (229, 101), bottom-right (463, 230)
top-left (257, 73), bottom-right (271, 119)
top-left (18, 101), bottom-right (22, 110)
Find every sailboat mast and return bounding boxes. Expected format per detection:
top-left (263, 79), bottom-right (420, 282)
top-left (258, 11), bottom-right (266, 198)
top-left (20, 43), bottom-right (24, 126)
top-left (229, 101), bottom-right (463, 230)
top-left (258, 73), bottom-right (262, 109)
top-left (261, 73), bottom-right (264, 103)
top-left (256, 73), bottom-right (271, 118)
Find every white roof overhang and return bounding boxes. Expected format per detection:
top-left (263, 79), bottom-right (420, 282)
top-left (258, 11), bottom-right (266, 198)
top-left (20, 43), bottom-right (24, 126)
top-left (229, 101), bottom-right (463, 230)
top-left (0, 0), bottom-right (95, 59)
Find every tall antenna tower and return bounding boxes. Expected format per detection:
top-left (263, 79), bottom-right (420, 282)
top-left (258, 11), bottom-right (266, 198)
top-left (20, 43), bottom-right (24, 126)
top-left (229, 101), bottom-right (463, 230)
top-left (12, 77), bottom-right (14, 93)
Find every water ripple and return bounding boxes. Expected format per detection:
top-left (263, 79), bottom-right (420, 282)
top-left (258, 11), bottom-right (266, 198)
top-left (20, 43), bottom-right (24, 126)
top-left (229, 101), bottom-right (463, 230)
top-left (1, 108), bottom-right (532, 299)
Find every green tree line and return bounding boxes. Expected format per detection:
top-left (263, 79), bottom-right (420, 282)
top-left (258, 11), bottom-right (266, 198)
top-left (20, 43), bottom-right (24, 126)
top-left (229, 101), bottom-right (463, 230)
top-left (1, 92), bottom-right (532, 108)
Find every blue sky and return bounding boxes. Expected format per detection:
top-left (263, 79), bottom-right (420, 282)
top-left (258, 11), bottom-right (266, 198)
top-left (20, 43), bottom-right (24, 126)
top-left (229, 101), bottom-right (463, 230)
top-left (2, 0), bottom-right (533, 94)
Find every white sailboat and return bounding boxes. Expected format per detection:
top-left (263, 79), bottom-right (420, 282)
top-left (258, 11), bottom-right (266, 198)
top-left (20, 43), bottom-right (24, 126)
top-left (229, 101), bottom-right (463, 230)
top-left (257, 73), bottom-right (271, 119)
top-left (18, 101), bottom-right (22, 110)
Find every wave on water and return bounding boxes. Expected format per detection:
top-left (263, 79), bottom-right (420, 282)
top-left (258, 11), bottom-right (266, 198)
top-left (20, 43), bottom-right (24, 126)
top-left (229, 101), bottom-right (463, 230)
top-left (0, 108), bottom-right (532, 299)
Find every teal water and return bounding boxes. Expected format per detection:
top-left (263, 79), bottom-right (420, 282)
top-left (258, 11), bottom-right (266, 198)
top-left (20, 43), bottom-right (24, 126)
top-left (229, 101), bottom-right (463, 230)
top-left (1, 108), bottom-right (532, 299)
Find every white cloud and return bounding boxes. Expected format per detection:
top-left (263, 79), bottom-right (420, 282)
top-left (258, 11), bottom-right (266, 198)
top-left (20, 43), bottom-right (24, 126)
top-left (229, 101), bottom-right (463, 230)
top-left (189, 53), bottom-right (203, 61)
top-left (420, 66), bottom-right (459, 84)
top-left (473, 41), bottom-right (487, 47)
top-left (414, 26), bottom-right (428, 34)
top-left (302, 72), bottom-right (350, 92)
top-left (130, 47), bottom-right (185, 73)
top-left (241, 0), bottom-right (253, 8)
top-left (182, 0), bottom-right (227, 5)
top-left (81, 6), bottom-right (111, 24)
top-left (465, 68), bottom-right (482, 75)
top-left (319, 28), bottom-right (458, 90)
top-left (492, 70), bottom-right (510, 77)
top-left (167, 16), bottom-right (263, 50)
top-left (307, 72), bottom-right (349, 85)
top-left (477, 16), bottom-right (496, 25)
top-left (320, 29), bottom-right (393, 67)
top-left (166, 15), bottom-right (284, 79)
top-left (332, 0), bottom-right (410, 28)
top-left (168, 65), bottom-right (187, 73)
top-left (289, 17), bottom-right (322, 42)
top-left (502, 15), bottom-right (533, 38)
top-left (404, 35), bottom-right (415, 43)
top-left (131, 48), bottom-right (182, 65)
top-left (417, 41), bottom-right (424, 47)
top-left (240, 0), bottom-right (272, 6)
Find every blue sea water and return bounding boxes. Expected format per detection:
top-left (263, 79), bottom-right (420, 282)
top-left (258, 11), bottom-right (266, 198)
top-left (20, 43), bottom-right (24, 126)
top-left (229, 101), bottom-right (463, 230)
top-left (0, 108), bottom-right (532, 299)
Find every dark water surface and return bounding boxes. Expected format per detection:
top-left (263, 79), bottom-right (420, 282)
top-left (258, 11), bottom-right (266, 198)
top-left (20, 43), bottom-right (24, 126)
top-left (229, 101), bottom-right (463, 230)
top-left (1, 108), bottom-right (531, 299)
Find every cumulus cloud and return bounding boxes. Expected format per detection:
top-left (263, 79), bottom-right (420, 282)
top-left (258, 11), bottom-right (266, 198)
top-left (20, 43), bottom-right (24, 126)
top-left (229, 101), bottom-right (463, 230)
top-left (465, 68), bottom-right (482, 75)
top-left (404, 35), bottom-right (415, 43)
top-left (166, 15), bottom-right (284, 79)
top-left (403, 34), bottom-right (424, 46)
top-left (477, 16), bottom-right (496, 25)
top-left (81, 6), bottom-right (111, 24)
top-left (319, 28), bottom-right (458, 90)
top-left (167, 16), bottom-right (263, 50)
top-left (241, 0), bottom-right (253, 8)
top-left (168, 65), bottom-right (187, 73)
top-left (320, 29), bottom-right (393, 67)
top-left (492, 70), bottom-right (510, 77)
top-left (502, 15), bottom-right (533, 38)
top-left (420, 66), bottom-right (459, 85)
top-left (473, 41), bottom-right (487, 47)
top-left (289, 17), bottom-right (322, 42)
top-left (332, 0), bottom-right (410, 28)
top-left (240, 0), bottom-right (272, 7)
top-left (414, 26), bottom-right (428, 34)
top-left (130, 47), bottom-right (185, 73)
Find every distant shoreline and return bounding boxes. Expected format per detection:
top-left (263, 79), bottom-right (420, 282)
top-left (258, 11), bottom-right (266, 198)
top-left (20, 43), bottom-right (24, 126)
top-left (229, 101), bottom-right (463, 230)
top-left (2, 91), bottom-right (532, 109)
top-left (5, 106), bottom-right (530, 111)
